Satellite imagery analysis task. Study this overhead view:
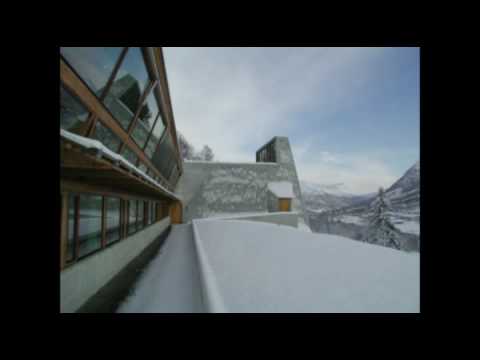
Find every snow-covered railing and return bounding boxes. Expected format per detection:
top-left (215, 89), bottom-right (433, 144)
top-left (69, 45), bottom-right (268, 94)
top-left (191, 219), bottom-right (227, 313)
top-left (61, 129), bottom-right (181, 201)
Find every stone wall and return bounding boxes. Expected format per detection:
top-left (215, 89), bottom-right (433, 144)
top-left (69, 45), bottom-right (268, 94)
top-left (175, 137), bottom-right (308, 225)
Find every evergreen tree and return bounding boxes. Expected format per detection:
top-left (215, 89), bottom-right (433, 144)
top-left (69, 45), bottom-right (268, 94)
top-left (366, 187), bottom-right (401, 250)
top-left (199, 145), bottom-right (214, 161)
top-left (178, 132), bottom-right (195, 160)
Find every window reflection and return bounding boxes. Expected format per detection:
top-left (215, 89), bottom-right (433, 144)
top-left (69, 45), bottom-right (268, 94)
top-left (67, 194), bottom-right (76, 262)
top-left (128, 200), bottom-right (137, 235)
top-left (102, 48), bottom-right (150, 130)
top-left (122, 146), bottom-right (138, 165)
top-left (105, 198), bottom-right (121, 244)
top-left (93, 121), bottom-right (121, 153)
top-left (78, 195), bottom-right (102, 258)
top-left (61, 47), bottom-right (123, 97)
top-left (137, 201), bottom-right (144, 230)
top-left (152, 133), bottom-right (176, 180)
top-left (144, 112), bottom-right (166, 159)
top-left (132, 90), bottom-right (160, 148)
top-left (60, 85), bottom-right (90, 134)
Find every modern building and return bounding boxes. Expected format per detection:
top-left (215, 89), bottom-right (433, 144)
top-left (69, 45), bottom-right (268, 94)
top-left (60, 47), bottom-right (184, 312)
top-left (60, 47), bottom-right (419, 313)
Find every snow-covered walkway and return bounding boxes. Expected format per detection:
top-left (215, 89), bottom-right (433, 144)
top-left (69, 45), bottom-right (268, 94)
top-left (117, 224), bottom-right (204, 313)
top-left (117, 219), bottom-right (419, 313)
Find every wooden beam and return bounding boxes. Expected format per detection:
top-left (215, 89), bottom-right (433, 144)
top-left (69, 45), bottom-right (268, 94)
top-left (169, 200), bottom-right (183, 224)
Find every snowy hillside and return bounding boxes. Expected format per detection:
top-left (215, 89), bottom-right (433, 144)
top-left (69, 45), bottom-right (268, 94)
top-left (306, 161), bottom-right (420, 252)
top-left (300, 181), bottom-right (375, 212)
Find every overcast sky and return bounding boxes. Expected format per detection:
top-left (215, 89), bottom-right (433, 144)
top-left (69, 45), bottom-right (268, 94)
top-left (163, 47), bottom-right (419, 194)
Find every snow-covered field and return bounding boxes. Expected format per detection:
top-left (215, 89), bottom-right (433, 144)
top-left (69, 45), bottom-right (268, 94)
top-left (118, 220), bottom-right (419, 313)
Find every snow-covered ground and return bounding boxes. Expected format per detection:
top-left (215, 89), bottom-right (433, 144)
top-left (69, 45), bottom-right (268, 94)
top-left (118, 219), bottom-right (419, 313)
top-left (393, 220), bottom-right (420, 235)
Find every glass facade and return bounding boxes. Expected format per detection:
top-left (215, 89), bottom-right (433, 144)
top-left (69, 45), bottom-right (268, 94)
top-left (93, 121), bottom-right (121, 153)
top-left (78, 195), bottom-right (103, 258)
top-left (102, 47), bottom-right (150, 131)
top-left (60, 85), bottom-right (90, 134)
top-left (67, 194), bottom-right (76, 263)
top-left (128, 200), bottom-right (137, 235)
top-left (105, 198), bottom-right (121, 245)
top-left (122, 146), bottom-right (138, 166)
top-left (152, 133), bottom-right (177, 180)
top-left (60, 47), bottom-right (179, 197)
top-left (63, 194), bottom-right (162, 266)
top-left (137, 201), bottom-right (144, 230)
top-left (132, 90), bottom-right (160, 148)
top-left (144, 112), bottom-right (166, 159)
top-left (60, 47), bottom-right (123, 97)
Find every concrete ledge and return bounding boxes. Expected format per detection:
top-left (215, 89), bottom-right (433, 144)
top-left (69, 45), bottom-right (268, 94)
top-left (77, 225), bottom-right (171, 313)
top-left (221, 212), bottom-right (299, 228)
top-left (60, 217), bottom-right (171, 313)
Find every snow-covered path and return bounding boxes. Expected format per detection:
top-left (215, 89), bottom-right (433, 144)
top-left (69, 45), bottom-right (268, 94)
top-left (117, 224), bottom-right (204, 313)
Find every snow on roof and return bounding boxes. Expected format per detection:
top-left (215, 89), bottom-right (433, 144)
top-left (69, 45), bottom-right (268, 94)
top-left (60, 129), bottom-right (181, 201)
top-left (267, 181), bottom-right (294, 198)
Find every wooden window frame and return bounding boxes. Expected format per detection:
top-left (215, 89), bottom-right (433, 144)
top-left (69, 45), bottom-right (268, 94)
top-left (60, 47), bottom-right (182, 193)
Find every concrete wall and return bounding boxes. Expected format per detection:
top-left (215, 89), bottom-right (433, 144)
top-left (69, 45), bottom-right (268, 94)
top-left (176, 137), bottom-right (308, 225)
top-left (60, 217), bottom-right (171, 313)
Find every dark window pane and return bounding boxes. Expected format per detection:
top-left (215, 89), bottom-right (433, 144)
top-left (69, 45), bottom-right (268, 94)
top-left (66, 195), bottom-right (76, 262)
top-left (144, 112), bottom-right (166, 159)
top-left (152, 133), bottom-right (177, 180)
top-left (78, 195), bottom-right (102, 258)
top-left (169, 166), bottom-right (179, 185)
top-left (137, 201), bottom-right (144, 230)
top-left (93, 121), bottom-right (121, 153)
top-left (122, 146), bottom-right (138, 165)
top-left (60, 85), bottom-right (89, 133)
top-left (105, 198), bottom-right (121, 244)
top-left (128, 200), bottom-right (137, 235)
top-left (102, 48), bottom-right (150, 130)
top-left (61, 47), bottom-right (123, 97)
top-left (150, 202), bottom-right (155, 224)
top-left (132, 90), bottom-right (160, 148)
top-left (138, 162), bottom-right (148, 174)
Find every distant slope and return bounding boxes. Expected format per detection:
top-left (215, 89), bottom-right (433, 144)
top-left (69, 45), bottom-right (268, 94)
top-left (306, 161), bottom-right (420, 252)
top-left (300, 181), bottom-right (375, 212)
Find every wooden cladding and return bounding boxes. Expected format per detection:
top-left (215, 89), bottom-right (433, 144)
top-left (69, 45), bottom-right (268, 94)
top-left (278, 199), bottom-right (291, 212)
top-left (169, 201), bottom-right (183, 224)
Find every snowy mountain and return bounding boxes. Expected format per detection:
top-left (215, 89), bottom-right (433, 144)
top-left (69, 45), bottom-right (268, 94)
top-left (300, 181), bottom-right (375, 212)
top-left (306, 161), bottom-right (420, 252)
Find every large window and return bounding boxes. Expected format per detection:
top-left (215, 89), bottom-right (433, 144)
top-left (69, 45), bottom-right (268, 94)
top-left (137, 201), bottom-right (144, 230)
top-left (102, 48), bottom-right (150, 131)
top-left (128, 200), bottom-right (137, 235)
top-left (62, 194), bottom-right (166, 268)
top-left (60, 85), bottom-right (90, 134)
top-left (131, 90), bottom-right (160, 148)
top-left (144, 112), bottom-right (166, 159)
top-left (66, 194), bottom-right (76, 263)
top-left (92, 121), bottom-right (121, 153)
top-left (122, 146), bottom-right (138, 166)
top-left (152, 132), bottom-right (177, 180)
top-left (60, 47), bottom-right (123, 97)
top-left (105, 198), bottom-right (121, 245)
top-left (78, 195), bottom-right (103, 258)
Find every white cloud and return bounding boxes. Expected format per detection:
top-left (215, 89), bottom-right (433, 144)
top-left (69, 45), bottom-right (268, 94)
top-left (163, 47), bottom-right (394, 192)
